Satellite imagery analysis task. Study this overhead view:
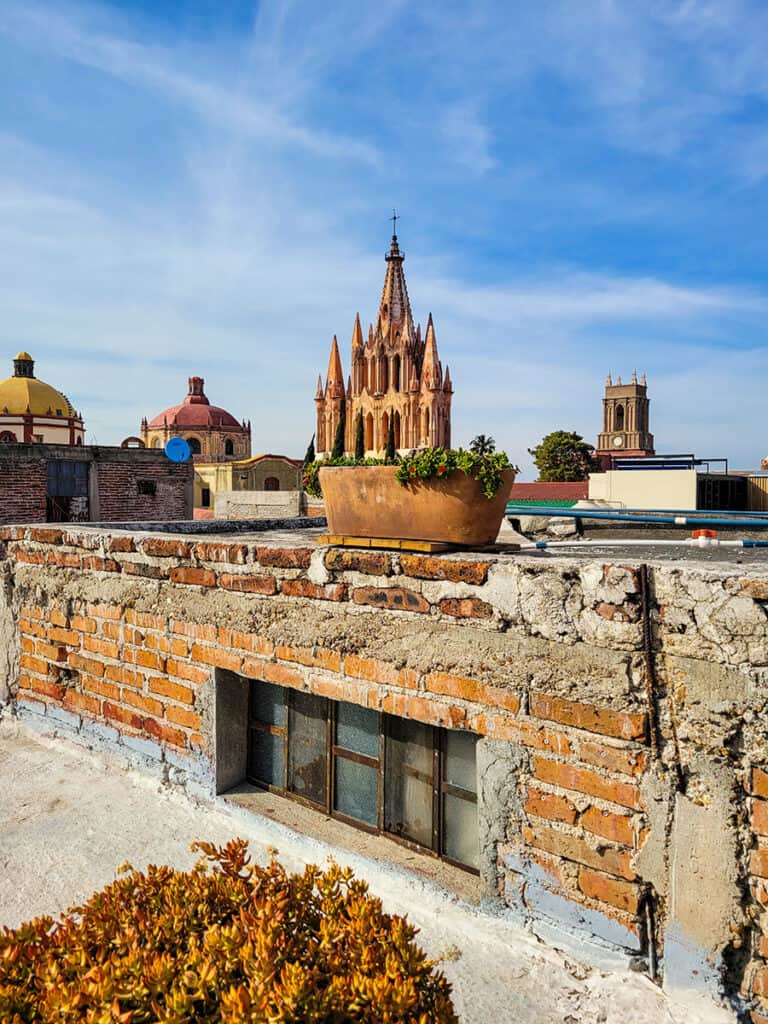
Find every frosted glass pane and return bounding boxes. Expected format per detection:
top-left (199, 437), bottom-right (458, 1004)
top-left (337, 702), bottom-right (380, 757)
top-left (334, 757), bottom-right (378, 825)
top-left (248, 730), bottom-right (283, 788)
top-left (443, 793), bottom-right (478, 869)
top-left (250, 680), bottom-right (285, 727)
top-left (444, 730), bottom-right (477, 793)
top-left (288, 691), bottom-right (327, 806)
top-left (385, 718), bottom-right (433, 848)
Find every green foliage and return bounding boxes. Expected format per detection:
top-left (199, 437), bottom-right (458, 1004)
top-left (330, 404), bottom-right (346, 460)
top-left (303, 434), bottom-right (316, 467)
top-left (385, 419), bottom-right (396, 462)
top-left (470, 434), bottom-right (496, 455)
top-left (396, 446), bottom-right (515, 499)
top-left (303, 456), bottom-right (384, 498)
top-left (528, 430), bottom-right (597, 482)
top-left (354, 411), bottom-right (365, 460)
top-left (0, 839), bottom-right (457, 1024)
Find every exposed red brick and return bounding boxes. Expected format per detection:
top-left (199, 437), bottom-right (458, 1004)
top-left (46, 551), bottom-right (80, 568)
top-left (64, 690), bottom-right (100, 715)
top-left (753, 768), bottom-right (768, 800)
top-left (30, 677), bottom-right (65, 700)
top-left (352, 586), bottom-right (428, 613)
top-left (14, 549), bottom-right (46, 566)
top-left (578, 741), bottom-right (646, 777)
top-left (345, 654), bottom-right (419, 690)
top-left (141, 538), bottom-right (191, 558)
top-left (166, 659), bottom-right (210, 685)
top-left (324, 549), bottom-right (393, 575)
top-left (70, 615), bottom-right (97, 634)
top-left (193, 542), bottom-right (248, 564)
top-left (35, 641), bottom-right (67, 663)
top-left (82, 675), bottom-right (120, 702)
top-left (19, 653), bottom-right (53, 676)
top-left (754, 800), bottom-right (768, 837)
top-left (594, 602), bottom-right (640, 623)
top-left (87, 603), bottom-right (124, 620)
top-left (752, 848), bottom-right (768, 879)
top-left (165, 705), bottom-right (202, 730)
top-left (46, 609), bottom-right (68, 627)
top-left (81, 556), bottom-right (120, 572)
top-left (578, 866), bottom-right (640, 914)
top-left (219, 573), bottom-right (277, 595)
top-left (530, 691), bottom-right (647, 742)
top-left (142, 717), bottom-right (187, 748)
top-left (83, 636), bottom-right (120, 660)
top-left (189, 644), bottom-right (242, 673)
top-left (523, 822), bottom-right (636, 881)
top-left (439, 597), bottom-right (494, 619)
top-left (400, 554), bottom-right (493, 585)
top-left (124, 649), bottom-right (165, 673)
top-left (103, 701), bottom-right (143, 730)
top-left (275, 644), bottom-right (342, 673)
top-left (148, 678), bottom-right (195, 705)
top-left (68, 652), bottom-right (105, 678)
top-left (28, 527), bottom-right (64, 544)
top-left (261, 662), bottom-right (305, 689)
top-left (125, 610), bottom-right (167, 630)
top-left (425, 671), bottom-right (519, 712)
top-left (122, 562), bottom-right (168, 580)
top-left (581, 806), bottom-right (635, 846)
top-left (282, 580), bottom-right (347, 602)
top-left (105, 665), bottom-right (144, 689)
top-left (122, 690), bottom-right (164, 717)
top-left (106, 535), bottom-right (135, 553)
top-left (525, 786), bottom-right (578, 825)
top-left (169, 566), bottom-right (217, 587)
top-left (533, 755), bottom-right (641, 810)
top-left (47, 626), bottom-right (80, 647)
top-left (220, 630), bottom-right (273, 657)
top-left (19, 617), bottom-right (46, 638)
top-left (406, 694), bottom-right (467, 729)
top-left (257, 547), bottom-right (312, 568)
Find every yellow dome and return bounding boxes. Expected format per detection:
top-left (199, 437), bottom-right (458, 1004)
top-left (0, 376), bottom-right (76, 417)
top-left (15, 351), bottom-right (33, 361)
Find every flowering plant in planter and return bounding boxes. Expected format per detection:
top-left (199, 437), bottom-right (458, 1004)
top-left (304, 443), bottom-right (516, 501)
top-left (395, 446), bottom-right (514, 500)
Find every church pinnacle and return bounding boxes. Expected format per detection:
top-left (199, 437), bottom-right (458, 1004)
top-left (314, 223), bottom-right (453, 456)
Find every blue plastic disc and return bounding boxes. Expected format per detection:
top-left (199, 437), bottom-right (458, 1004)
top-left (165, 437), bottom-right (191, 463)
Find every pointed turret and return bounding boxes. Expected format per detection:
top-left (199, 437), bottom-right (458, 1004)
top-left (632, 368), bottom-right (638, 384)
top-left (352, 312), bottom-right (364, 351)
top-left (377, 231), bottom-right (415, 346)
top-left (443, 365), bottom-right (453, 393)
top-left (347, 375), bottom-right (352, 397)
top-left (325, 336), bottom-right (345, 399)
top-left (315, 374), bottom-right (323, 400)
top-left (421, 313), bottom-right (442, 390)
top-left (606, 371), bottom-right (612, 386)
top-left (641, 372), bottom-right (647, 386)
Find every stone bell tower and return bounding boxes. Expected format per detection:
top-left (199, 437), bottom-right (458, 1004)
top-left (596, 371), bottom-right (655, 461)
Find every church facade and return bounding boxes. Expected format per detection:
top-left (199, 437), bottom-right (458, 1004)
top-left (315, 231), bottom-right (453, 457)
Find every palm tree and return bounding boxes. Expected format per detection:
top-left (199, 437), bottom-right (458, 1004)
top-left (470, 434), bottom-right (496, 455)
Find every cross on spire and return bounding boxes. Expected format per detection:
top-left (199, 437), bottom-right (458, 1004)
top-left (390, 208), bottom-right (399, 235)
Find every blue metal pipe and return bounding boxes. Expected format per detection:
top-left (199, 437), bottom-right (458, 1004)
top-left (532, 538), bottom-right (768, 549)
top-left (505, 505), bottom-right (768, 529)
top-left (507, 504), bottom-right (768, 518)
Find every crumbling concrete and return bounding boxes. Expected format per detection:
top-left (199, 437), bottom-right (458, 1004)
top-left (1, 524), bottom-right (768, 1018)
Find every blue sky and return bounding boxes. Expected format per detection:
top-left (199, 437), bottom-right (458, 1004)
top-left (1, 0), bottom-right (768, 476)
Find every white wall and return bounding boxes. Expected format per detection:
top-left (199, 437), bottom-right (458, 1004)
top-left (588, 469), bottom-right (698, 510)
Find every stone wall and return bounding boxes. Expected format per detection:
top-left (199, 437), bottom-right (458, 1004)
top-left (1, 525), bottom-right (767, 1018)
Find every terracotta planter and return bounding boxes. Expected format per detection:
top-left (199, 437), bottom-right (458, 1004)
top-left (318, 466), bottom-right (516, 546)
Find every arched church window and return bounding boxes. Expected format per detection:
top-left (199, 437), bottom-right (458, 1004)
top-left (152, 438), bottom-right (162, 449)
top-left (392, 355), bottom-right (401, 393)
top-left (423, 408), bottom-right (430, 445)
top-left (264, 476), bottom-right (280, 491)
top-left (615, 404), bottom-right (625, 431)
top-left (365, 412), bottom-right (374, 452)
top-left (224, 439), bottom-right (234, 456)
top-left (187, 437), bottom-right (202, 455)
top-left (381, 411), bottom-right (389, 448)
top-left (394, 411), bottom-right (401, 449)
top-left (0, 431), bottom-right (16, 444)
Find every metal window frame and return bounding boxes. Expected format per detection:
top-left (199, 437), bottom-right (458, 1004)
top-left (245, 679), bottom-right (479, 873)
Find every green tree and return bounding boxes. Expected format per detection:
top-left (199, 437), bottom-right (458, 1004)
top-left (385, 418), bottom-right (396, 462)
top-left (470, 434), bottom-right (496, 455)
top-left (528, 430), bottom-right (597, 482)
top-left (354, 411), bottom-right (365, 460)
top-left (303, 434), bottom-right (315, 466)
top-left (331, 404), bottom-right (346, 460)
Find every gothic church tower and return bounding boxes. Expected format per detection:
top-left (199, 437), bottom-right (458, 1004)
top-left (315, 229), bottom-right (453, 457)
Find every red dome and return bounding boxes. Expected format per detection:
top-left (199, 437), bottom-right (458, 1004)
top-left (147, 377), bottom-right (245, 431)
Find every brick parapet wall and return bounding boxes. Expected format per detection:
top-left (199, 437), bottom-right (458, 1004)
top-left (2, 525), bottom-right (768, 1013)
